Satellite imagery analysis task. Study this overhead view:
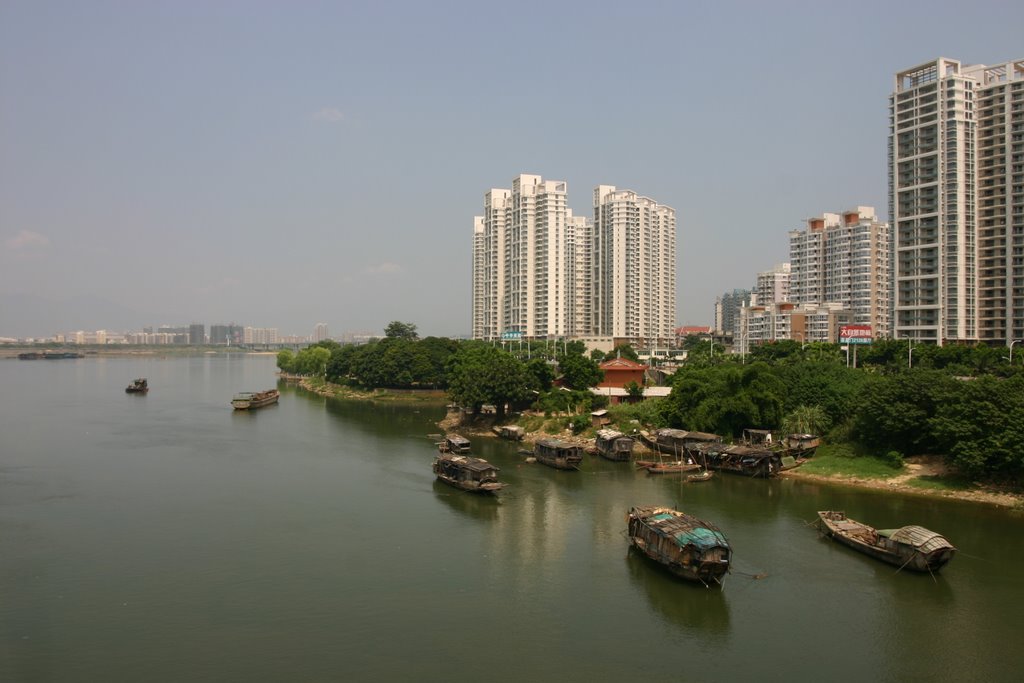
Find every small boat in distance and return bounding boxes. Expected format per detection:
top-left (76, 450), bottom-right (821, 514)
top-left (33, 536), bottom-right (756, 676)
top-left (686, 469), bottom-right (714, 483)
top-left (533, 439), bottom-right (584, 470)
top-left (594, 429), bottom-right (635, 462)
top-left (493, 424), bottom-right (526, 441)
top-left (816, 511), bottom-right (956, 573)
top-left (438, 434), bottom-right (472, 454)
top-left (125, 378), bottom-right (149, 393)
top-left (627, 506), bottom-right (732, 586)
top-left (231, 389), bottom-right (280, 410)
top-left (433, 453), bottom-right (506, 494)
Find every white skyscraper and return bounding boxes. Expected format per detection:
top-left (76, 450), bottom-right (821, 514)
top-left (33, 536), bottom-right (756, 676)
top-left (593, 186), bottom-right (677, 343)
top-left (313, 323), bottom-right (328, 342)
top-left (472, 175), bottom-right (677, 343)
top-left (471, 175), bottom-right (581, 339)
top-left (889, 57), bottom-right (1024, 346)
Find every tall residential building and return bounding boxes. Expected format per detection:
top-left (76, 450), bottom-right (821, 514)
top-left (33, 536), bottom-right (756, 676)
top-left (788, 207), bottom-right (891, 337)
top-left (592, 186), bottom-right (677, 343)
top-left (471, 175), bottom-right (579, 339)
top-left (976, 60), bottom-right (1024, 345)
top-left (754, 263), bottom-right (790, 305)
top-left (313, 323), bottom-right (328, 343)
top-left (714, 288), bottom-right (752, 336)
top-left (471, 175), bottom-right (677, 343)
top-left (189, 323), bottom-right (205, 345)
top-left (889, 57), bottom-right (1024, 346)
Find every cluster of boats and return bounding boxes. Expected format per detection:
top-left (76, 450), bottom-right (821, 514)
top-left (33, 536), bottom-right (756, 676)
top-left (432, 432), bottom-right (956, 583)
top-left (122, 379), bottom-right (281, 411)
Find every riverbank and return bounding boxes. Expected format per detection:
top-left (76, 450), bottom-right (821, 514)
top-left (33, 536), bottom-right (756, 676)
top-left (438, 410), bottom-right (1024, 509)
top-left (296, 376), bottom-right (448, 404)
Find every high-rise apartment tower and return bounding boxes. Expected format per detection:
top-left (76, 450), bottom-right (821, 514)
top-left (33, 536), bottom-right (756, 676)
top-left (889, 57), bottom-right (1024, 346)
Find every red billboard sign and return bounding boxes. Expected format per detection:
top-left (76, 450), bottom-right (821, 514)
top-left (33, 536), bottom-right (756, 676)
top-left (839, 325), bottom-right (873, 344)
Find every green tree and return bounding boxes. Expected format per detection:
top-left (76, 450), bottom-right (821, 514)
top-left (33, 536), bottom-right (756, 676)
top-left (384, 321), bottom-right (419, 340)
top-left (558, 353), bottom-right (603, 390)
top-left (276, 349), bottom-right (296, 374)
top-left (525, 357), bottom-right (556, 392)
top-left (782, 405), bottom-right (831, 436)
top-left (604, 344), bottom-right (639, 362)
top-left (447, 344), bottom-right (531, 418)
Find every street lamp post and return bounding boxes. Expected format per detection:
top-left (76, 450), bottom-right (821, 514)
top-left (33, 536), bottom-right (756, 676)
top-left (903, 334), bottom-right (915, 369)
top-left (1010, 339), bottom-right (1022, 364)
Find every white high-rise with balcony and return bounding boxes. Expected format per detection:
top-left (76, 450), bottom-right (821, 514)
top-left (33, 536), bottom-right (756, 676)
top-left (471, 175), bottom-right (677, 343)
top-left (471, 175), bottom-right (585, 339)
top-left (788, 207), bottom-right (891, 337)
top-left (592, 186), bottom-right (677, 343)
top-left (890, 57), bottom-right (1024, 346)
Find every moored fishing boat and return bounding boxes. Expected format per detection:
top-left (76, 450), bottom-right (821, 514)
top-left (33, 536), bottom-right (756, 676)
top-left (125, 378), bottom-right (149, 393)
top-left (533, 439), bottom-right (584, 470)
top-left (437, 434), bottom-right (472, 454)
top-left (627, 506), bottom-right (732, 585)
top-left (690, 442), bottom-right (783, 478)
top-left (816, 510), bottom-right (956, 572)
top-left (231, 389), bottom-right (280, 410)
top-left (433, 453), bottom-right (506, 494)
top-left (493, 425), bottom-right (525, 441)
top-left (594, 429), bottom-right (635, 462)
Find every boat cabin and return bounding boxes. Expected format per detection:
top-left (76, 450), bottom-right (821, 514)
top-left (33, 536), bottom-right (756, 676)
top-left (439, 434), bottom-right (472, 454)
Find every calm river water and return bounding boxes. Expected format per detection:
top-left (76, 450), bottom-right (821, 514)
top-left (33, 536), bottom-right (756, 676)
top-left (2, 355), bottom-right (1023, 682)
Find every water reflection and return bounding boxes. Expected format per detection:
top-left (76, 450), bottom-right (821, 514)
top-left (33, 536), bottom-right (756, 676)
top-left (625, 548), bottom-right (732, 635)
top-left (431, 479), bottom-right (501, 521)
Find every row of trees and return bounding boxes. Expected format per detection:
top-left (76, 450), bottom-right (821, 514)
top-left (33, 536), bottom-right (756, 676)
top-left (656, 360), bottom-right (1024, 480)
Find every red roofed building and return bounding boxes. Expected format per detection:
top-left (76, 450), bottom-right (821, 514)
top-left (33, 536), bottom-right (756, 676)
top-left (675, 326), bottom-right (712, 337)
top-left (597, 357), bottom-right (648, 389)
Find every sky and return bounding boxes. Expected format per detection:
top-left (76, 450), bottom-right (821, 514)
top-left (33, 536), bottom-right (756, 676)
top-left (2, 0), bottom-right (1023, 339)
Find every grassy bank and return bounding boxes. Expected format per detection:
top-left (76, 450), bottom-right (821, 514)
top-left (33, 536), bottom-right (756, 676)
top-left (796, 443), bottom-right (905, 479)
top-left (298, 376), bottom-right (448, 403)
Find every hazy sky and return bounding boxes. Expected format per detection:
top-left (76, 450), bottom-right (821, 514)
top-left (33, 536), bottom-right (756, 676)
top-left (2, 1), bottom-right (1022, 339)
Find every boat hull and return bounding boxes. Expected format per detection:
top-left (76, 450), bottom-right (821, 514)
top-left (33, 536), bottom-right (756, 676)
top-left (232, 389), bottom-right (280, 410)
top-left (433, 454), bottom-right (506, 494)
top-left (627, 506), bottom-right (731, 585)
top-left (816, 511), bottom-right (956, 572)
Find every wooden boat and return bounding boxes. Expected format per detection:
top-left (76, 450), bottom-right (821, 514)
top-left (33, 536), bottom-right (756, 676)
top-left (641, 428), bottom-right (722, 458)
top-left (492, 425), bottom-right (525, 441)
top-left (816, 511), bottom-right (956, 572)
top-left (594, 429), bottom-right (635, 462)
top-left (690, 442), bottom-right (783, 478)
top-left (642, 459), bottom-right (701, 474)
top-left (433, 453), bottom-right (506, 494)
top-left (627, 506), bottom-right (732, 585)
top-left (686, 469), bottom-right (714, 483)
top-left (437, 434), bottom-right (472, 454)
top-left (782, 433), bottom-right (820, 458)
top-left (231, 389), bottom-right (280, 410)
top-left (125, 378), bottom-right (149, 393)
top-left (533, 438), bottom-right (584, 470)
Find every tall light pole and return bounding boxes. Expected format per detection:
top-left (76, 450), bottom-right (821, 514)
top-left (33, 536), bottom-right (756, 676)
top-left (1011, 339), bottom-right (1023, 364)
top-left (904, 334), bottom-right (915, 369)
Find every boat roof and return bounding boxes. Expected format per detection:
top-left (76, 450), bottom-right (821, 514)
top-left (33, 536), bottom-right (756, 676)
top-left (446, 434), bottom-right (471, 446)
top-left (441, 455), bottom-right (499, 472)
top-left (636, 507), bottom-right (730, 551)
top-left (880, 526), bottom-right (955, 552)
top-left (536, 438), bottom-right (580, 450)
top-left (596, 429), bottom-right (625, 440)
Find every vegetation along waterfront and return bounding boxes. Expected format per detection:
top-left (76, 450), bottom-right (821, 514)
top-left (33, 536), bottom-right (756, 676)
top-left (275, 322), bottom-right (1024, 507)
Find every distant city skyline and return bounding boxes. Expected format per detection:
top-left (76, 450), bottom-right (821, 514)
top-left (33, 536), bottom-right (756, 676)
top-left (2, 2), bottom-right (1023, 338)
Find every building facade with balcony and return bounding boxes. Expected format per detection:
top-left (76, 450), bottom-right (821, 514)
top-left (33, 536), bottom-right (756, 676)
top-left (788, 207), bottom-right (891, 338)
top-left (889, 57), bottom-right (1024, 347)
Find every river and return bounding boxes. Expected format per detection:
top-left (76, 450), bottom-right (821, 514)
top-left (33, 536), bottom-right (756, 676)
top-left (2, 354), bottom-right (1022, 682)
